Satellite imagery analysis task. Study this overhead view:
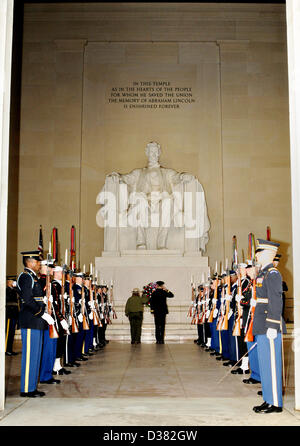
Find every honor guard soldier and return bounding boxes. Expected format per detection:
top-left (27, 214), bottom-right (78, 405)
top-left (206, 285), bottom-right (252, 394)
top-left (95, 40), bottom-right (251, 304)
top-left (5, 275), bottom-right (19, 356)
top-left (17, 251), bottom-right (55, 397)
top-left (51, 266), bottom-right (71, 375)
top-left (231, 263), bottom-right (251, 375)
top-left (252, 239), bottom-right (286, 414)
top-left (273, 254), bottom-right (288, 318)
top-left (223, 270), bottom-right (238, 367)
top-left (83, 274), bottom-right (94, 356)
top-left (39, 260), bottom-right (61, 385)
top-left (73, 272), bottom-right (89, 362)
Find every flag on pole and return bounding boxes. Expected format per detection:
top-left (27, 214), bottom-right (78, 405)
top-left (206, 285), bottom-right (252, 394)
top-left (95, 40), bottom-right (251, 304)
top-left (70, 225), bottom-right (76, 269)
top-left (51, 227), bottom-right (58, 262)
top-left (38, 225), bottom-right (43, 258)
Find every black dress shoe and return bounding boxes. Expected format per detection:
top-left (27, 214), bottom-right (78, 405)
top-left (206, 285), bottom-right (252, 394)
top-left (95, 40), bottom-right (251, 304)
top-left (20, 391), bottom-right (36, 398)
top-left (76, 356), bottom-right (88, 362)
top-left (194, 339), bottom-right (199, 344)
top-left (53, 368), bottom-right (71, 376)
top-left (223, 360), bottom-right (235, 367)
top-left (257, 390), bottom-right (263, 396)
top-left (253, 402), bottom-right (282, 414)
top-left (131, 341), bottom-right (135, 344)
top-left (243, 377), bottom-right (261, 384)
top-left (6, 351), bottom-right (18, 356)
top-left (231, 367), bottom-right (243, 375)
top-left (33, 389), bottom-right (46, 397)
top-left (200, 343), bottom-right (207, 348)
top-left (105, 340), bottom-right (109, 344)
top-left (40, 378), bottom-right (61, 384)
top-left (210, 351), bottom-right (219, 356)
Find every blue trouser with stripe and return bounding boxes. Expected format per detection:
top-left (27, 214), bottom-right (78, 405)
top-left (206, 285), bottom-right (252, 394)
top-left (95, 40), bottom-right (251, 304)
top-left (247, 340), bottom-right (261, 382)
top-left (256, 333), bottom-right (282, 407)
top-left (40, 329), bottom-right (57, 381)
top-left (20, 328), bottom-right (43, 393)
top-left (66, 332), bottom-right (77, 364)
top-left (220, 329), bottom-right (230, 359)
top-left (228, 316), bottom-right (238, 361)
top-left (75, 322), bottom-right (87, 358)
top-left (84, 319), bottom-right (94, 353)
top-left (209, 319), bottom-right (219, 352)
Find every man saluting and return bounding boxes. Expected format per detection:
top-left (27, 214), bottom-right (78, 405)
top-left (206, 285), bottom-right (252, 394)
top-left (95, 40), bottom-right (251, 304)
top-left (150, 281), bottom-right (174, 344)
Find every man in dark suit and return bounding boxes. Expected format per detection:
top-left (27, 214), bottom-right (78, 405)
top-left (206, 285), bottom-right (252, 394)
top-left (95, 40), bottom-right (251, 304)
top-left (150, 281), bottom-right (174, 344)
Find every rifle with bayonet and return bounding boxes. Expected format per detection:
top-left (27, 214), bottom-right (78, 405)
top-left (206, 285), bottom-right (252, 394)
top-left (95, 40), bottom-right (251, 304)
top-left (69, 269), bottom-right (79, 334)
top-left (232, 266), bottom-right (242, 337)
top-left (46, 253), bottom-right (59, 339)
top-left (208, 274), bottom-right (219, 323)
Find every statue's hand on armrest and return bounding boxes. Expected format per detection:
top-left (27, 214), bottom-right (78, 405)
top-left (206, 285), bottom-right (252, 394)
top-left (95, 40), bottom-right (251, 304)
top-left (107, 172), bottom-right (120, 183)
top-left (180, 173), bottom-right (194, 183)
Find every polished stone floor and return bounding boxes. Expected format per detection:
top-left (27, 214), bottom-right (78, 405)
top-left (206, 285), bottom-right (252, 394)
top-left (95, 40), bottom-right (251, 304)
top-left (1, 337), bottom-right (300, 426)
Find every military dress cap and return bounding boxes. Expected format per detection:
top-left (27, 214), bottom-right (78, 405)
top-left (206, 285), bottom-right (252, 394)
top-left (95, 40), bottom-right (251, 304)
top-left (53, 266), bottom-right (63, 272)
top-left (230, 270), bottom-right (237, 276)
top-left (73, 271), bottom-right (84, 277)
top-left (40, 259), bottom-right (55, 267)
top-left (156, 281), bottom-right (165, 286)
top-left (21, 250), bottom-right (43, 261)
top-left (255, 239), bottom-right (280, 253)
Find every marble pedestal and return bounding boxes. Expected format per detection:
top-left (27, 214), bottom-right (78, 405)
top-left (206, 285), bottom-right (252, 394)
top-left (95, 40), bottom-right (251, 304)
top-left (95, 250), bottom-right (209, 341)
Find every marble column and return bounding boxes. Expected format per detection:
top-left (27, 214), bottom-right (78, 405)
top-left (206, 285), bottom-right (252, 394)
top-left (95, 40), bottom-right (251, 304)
top-left (0, 0), bottom-right (14, 412)
top-left (286, 0), bottom-right (300, 410)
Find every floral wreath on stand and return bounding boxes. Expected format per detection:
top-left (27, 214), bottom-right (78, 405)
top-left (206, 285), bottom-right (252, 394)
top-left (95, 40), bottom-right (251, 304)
top-left (142, 282), bottom-right (158, 308)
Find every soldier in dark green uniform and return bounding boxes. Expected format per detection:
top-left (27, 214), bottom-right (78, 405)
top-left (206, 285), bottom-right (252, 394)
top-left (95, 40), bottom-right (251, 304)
top-left (125, 288), bottom-right (149, 344)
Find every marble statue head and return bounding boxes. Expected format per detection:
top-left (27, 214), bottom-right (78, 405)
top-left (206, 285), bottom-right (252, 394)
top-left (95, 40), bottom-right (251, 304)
top-left (145, 141), bottom-right (161, 165)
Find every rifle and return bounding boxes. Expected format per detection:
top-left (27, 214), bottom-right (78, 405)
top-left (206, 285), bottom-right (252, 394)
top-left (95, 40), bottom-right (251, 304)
top-left (208, 275), bottom-right (219, 323)
top-left (188, 278), bottom-right (196, 319)
top-left (46, 253), bottom-right (59, 339)
top-left (60, 264), bottom-right (70, 335)
top-left (216, 279), bottom-right (225, 331)
top-left (109, 280), bottom-right (117, 320)
top-left (89, 274), bottom-right (100, 326)
top-left (244, 277), bottom-right (257, 342)
top-left (81, 282), bottom-right (90, 331)
top-left (232, 267), bottom-right (242, 337)
top-left (200, 282), bottom-right (210, 324)
top-left (221, 270), bottom-right (231, 331)
top-left (69, 270), bottom-right (79, 334)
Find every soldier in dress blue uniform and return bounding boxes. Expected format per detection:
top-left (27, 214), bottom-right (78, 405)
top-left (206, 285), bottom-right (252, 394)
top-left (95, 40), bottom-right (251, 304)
top-left (73, 272), bottom-right (89, 362)
top-left (252, 239), bottom-right (286, 414)
top-left (83, 274), bottom-right (94, 356)
top-left (39, 260), bottom-right (61, 385)
top-left (17, 251), bottom-right (55, 397)
top-left (223, 270), bottom-right (238, 367)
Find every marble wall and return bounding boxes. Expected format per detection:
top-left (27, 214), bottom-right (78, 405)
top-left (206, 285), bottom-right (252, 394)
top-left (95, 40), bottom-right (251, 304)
top-left (10, 2), bottom-right (292, 318)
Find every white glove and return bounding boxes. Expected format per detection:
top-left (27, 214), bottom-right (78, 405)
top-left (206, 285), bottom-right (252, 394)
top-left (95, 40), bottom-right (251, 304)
top-left (235, 294), bottom-right (242, 303)
top-left (213, 308), bottom-right (218, 318)
top-left (250, 298), bottom-right (256, 308)
top-left (61, 319), bottom-right (69, 331)
top-left (63, 293), bottom-right (68, 300)
top-left (69, 315), bottom-right (72, 325)
top-left (212, 298), bottom-right (217, 305)
top-left (225, 294), bottom-right (232, 302)
top-left (49, 295), bottom-right (53, 303)
top-left (89, 312), bottom-right (93, 320)
top-left (228, 309), bottom-right (233, 320)
top-left (78, 314), bottom-right (83, 323)
top-left (43, 296), bottom-right (48, 304)
top-left (205, 310), bottom-right (210, 319)
top-left (267, 328), bottom-right (277, 340)
top-left (41, 313), bottom-right (54, 325)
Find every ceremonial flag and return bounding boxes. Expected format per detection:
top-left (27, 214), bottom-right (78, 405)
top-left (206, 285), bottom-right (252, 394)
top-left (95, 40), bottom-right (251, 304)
top-left (267, 226), bottom-right (271, 241)
top-left (51, 227), bottom-right (58, 262)
top-left (70, 225), bottom-right (76, 269)
top-left (38, 225), bottom-right (43, 258)
top-left (232, 235), bottom-right (238, 267)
